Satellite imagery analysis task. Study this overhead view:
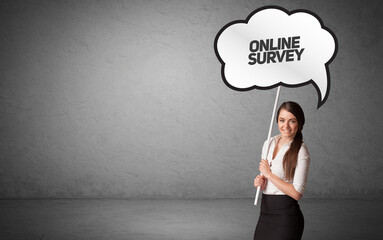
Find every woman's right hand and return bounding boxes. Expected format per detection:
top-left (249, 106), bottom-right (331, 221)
top-left (254, 175), bottom-right (267, 190)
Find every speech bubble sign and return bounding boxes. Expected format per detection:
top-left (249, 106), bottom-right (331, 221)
top-left (214, 6), bottom-right (338, 108)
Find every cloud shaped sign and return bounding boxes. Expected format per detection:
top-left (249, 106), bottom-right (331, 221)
top-left (214, 6), bottom-right (338, 108)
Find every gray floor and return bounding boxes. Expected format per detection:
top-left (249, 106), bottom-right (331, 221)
top-left (1, 198), bottom-right (381, 240)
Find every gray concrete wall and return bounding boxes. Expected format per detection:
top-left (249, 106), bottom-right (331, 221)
top-left (0, 0), bottom-right (382, 198)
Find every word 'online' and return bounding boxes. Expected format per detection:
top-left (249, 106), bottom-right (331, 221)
top-left (248, 36), bottom-right (304, 65)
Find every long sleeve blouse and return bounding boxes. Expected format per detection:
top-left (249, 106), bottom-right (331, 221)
top-left (261, 134), bottom-right (310, 195)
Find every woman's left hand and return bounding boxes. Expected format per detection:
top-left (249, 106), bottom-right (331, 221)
top-left (259, 159), bottom-right (272, 178)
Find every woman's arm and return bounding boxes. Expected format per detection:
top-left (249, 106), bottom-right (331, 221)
top-left (259, 159), bottom-right (303, 201)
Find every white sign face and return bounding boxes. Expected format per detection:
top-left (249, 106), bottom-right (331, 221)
top-left (214, 6), bottom-right (337, 108)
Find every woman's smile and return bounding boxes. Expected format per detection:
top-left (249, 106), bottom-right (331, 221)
top-left (277, 109), bottom-right (298, 140)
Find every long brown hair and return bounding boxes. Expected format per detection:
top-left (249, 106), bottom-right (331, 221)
top-left (276, 102), bottom-right (305, 181)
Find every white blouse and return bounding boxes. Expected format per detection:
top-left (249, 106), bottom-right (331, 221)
top-left (261, 134), bottom-right (310, 195)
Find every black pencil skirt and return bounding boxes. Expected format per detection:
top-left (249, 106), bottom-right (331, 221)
top-left (254, 194), bottom-right (304, 240)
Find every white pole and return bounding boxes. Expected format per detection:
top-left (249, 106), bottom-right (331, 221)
top-left (254, 86), bottom-right (281, 206)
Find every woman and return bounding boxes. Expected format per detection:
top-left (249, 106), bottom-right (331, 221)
top-left (253, 101), bottom-right (310, 240)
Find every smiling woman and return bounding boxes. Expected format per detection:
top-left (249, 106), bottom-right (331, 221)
top-left (253, 101), bottom-right (310, 240)
top-left (277, 109), bottom-right (299, 140)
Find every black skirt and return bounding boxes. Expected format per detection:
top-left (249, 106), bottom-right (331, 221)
top-left (254, 194), bottom-right (304, 240)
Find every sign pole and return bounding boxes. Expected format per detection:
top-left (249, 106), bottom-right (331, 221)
top-left (254, 86), bottom-right (281, 205)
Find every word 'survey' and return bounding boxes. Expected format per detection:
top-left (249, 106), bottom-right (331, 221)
top-left (248, 36), bottom-right (305, 65)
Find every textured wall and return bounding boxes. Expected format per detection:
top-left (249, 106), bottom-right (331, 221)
top-left (0, 0), bottom-right (382, 198)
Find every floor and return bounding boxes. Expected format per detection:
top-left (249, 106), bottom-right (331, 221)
top-left (1, 198), bottom-right (381, 240)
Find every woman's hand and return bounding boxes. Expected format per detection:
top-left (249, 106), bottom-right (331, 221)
top-left (259, 159), bottom-right (272, 178)
top-left (254, 175), bottom-right (267, 190)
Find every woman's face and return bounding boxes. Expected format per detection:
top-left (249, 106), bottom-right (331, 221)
top-left (277, 109), bottom-right (299, 140)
